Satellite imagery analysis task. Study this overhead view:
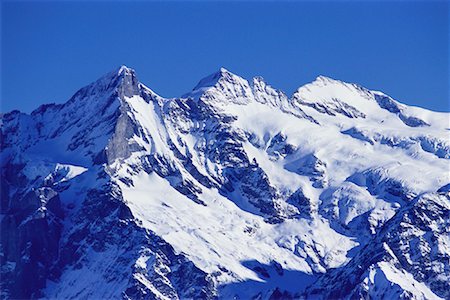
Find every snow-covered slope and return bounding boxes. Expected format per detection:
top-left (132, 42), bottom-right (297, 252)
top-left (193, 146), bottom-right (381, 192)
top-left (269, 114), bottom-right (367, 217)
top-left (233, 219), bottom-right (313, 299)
top-left (1, 66), bottom-right (449, 299)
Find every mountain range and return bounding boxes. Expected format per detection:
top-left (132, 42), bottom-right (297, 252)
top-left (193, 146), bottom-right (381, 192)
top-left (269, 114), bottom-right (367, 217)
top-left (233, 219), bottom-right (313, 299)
top-left (1, 66), bottom-right (449, 299)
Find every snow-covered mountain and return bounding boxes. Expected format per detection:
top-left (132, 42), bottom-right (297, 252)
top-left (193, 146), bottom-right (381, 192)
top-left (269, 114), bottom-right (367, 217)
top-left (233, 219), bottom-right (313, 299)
top-left (1, 66), bottom-right (449, 299)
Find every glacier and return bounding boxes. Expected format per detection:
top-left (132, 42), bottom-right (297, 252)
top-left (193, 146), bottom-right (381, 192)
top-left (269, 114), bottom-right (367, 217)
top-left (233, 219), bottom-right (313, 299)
top-left (1, 65), bottom-right (449, 299)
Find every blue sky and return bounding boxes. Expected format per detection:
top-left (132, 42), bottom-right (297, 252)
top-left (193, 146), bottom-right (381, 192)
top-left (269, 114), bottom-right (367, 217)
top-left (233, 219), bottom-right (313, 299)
top-left (1, 1), bottom-right (449, 113)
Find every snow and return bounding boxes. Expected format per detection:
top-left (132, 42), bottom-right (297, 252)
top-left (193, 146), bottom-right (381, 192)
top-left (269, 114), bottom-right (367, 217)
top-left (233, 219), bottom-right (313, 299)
top-left (369, 262), bottom-right (443, 300)
top-left (125, 95), bottom-right (170, 155)
top-left (3, 66), bottom-right (449, 299)
top-left (21, 161), bottom-right (87, 184)
top-left (44, 244), bottom-right (133, 299)
top-left (118, 171), bottom-right (356, 285)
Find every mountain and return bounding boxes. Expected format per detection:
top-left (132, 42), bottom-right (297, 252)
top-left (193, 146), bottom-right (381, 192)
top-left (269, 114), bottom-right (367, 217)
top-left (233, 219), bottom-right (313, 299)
top-left (1, 65), bottom-right (449, 300)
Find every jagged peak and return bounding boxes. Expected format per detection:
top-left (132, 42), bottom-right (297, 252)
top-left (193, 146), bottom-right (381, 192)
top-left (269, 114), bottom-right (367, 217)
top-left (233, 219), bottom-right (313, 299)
top-left (252, 76), bottom-right (288, 102)
top-left (252, 76), bottom-right (278, 88)
top-left (251, 76), bottom-right (269, 90)
top-left (97, 65), bottom-right (136, 83)
top-left (116, 64), bottom-right (134, 75)
top-left (108, 65), bottom-right (138, 85)
top-left (251, 76), bottom-right (282, 92)
top-left (111, 65), bottom-right (161, 100)
top-left (219, 66), bottom-right (229, 73)
top-left (252, 75), bottom-right (265, 83)
top-left (182, 67), bottom-right (253, 104)
top-left (191, 67), bottom-right (247, 91)
top-left (67, 65), bottom-right (141, 103)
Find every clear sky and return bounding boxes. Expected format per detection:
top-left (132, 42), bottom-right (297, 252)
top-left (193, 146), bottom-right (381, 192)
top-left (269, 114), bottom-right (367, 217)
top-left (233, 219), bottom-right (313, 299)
top-left (1, 1), bottom-right (449, 113)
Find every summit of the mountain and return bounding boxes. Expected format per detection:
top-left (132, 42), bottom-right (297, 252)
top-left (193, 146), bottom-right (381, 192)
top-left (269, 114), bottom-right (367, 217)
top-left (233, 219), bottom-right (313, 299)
top-left (184, 67), bottom-right (253, 104)
top-left (192, 67), bottom-right (241, 90)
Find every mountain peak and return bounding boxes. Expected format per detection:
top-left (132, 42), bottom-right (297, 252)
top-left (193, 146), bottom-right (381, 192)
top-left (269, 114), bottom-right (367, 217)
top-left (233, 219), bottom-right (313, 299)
top-left (183, 67), bottom-right (253, 104)
top-left (115, 65), bottom-right (139, 80)
top-left (97, 65), bottom-right (140, 97)
top-left (117, 64), bottom-right (133, 74)
top-left (100, 65), bottom-right (136, 82)
top-left (219, 66), bottom-right (230, 73)
top-left (192, 67), bottom-right (243, 91)
top-left (116, 66), bottom-right (140, 98)
top-left (313, 75), bottom-right (341, 85)
top-left (63, 66), bottom-right (141, 108)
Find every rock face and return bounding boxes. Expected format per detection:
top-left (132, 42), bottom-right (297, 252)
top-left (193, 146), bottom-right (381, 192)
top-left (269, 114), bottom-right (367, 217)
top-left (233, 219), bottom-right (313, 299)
top-left (1, 66), bottom-right (449, 299)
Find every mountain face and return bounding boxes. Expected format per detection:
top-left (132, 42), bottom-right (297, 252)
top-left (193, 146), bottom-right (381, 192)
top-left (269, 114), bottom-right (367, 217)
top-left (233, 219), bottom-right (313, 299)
top-left (1, 66), bottom-right (449, 300)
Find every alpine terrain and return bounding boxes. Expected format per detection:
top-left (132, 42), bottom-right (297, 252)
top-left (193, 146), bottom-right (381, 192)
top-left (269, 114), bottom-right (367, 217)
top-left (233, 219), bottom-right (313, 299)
top-left (1, 66), bottom-right (449, 300)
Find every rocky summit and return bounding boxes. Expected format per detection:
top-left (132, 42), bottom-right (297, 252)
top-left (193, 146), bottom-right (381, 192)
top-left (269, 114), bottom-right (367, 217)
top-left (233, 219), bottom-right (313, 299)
top-left (1, 66), bottom-right (449, 299)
